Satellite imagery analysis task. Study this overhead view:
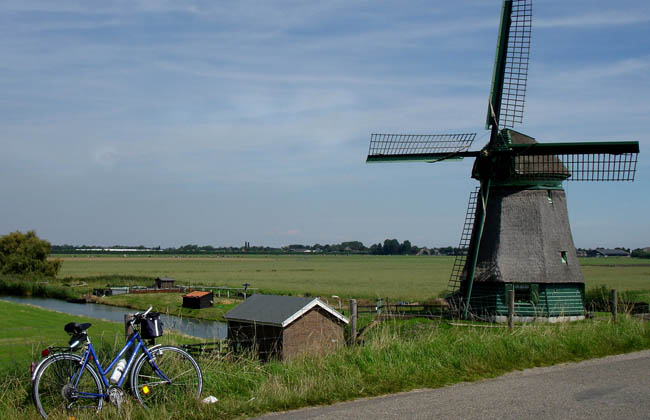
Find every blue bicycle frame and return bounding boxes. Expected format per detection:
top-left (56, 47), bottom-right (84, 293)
top-left (71, 331), bottom-right (171, 399)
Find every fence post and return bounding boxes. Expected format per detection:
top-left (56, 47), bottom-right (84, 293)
top-left (124, 314), bottom-right (135, 361)
top-left (508, 289), bottom-right (515, 329)
top-left (349, 299), bottom-right (357, 345)
top-left (124, 314), bottom-right (134, 339)
top-left (611, 289), bottom-right (617, 321)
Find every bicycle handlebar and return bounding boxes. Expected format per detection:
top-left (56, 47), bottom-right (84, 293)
top-left (131, 306), bottom-right (153, 321)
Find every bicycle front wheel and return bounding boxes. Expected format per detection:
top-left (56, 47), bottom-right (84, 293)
top-left (131, 346), bottom-right (202, 409)
top-left (32, 353), bottom-right (104, 419)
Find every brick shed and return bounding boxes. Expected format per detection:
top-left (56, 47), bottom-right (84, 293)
top-left (224, 294), bottom-right (348, 361)
top-left (182, 291), bottom-right (214, 309)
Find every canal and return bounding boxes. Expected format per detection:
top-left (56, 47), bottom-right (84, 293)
top-left (0, 295), bottom-right (227, 339)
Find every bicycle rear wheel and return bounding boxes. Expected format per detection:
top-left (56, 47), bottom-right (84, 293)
top-left (32, 353), bottom-right (104, 419)
top-left (131, 346), bottom-right (202, 409)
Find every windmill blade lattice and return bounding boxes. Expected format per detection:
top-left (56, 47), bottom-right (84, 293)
top-left (511, 151), bottom-right (638, 182)
top-left (367, 133), bottom-right (476, 162)
top-left (500, 0), bottom-right (532, 128)
top-left (505, 141), bottom-right (639, 181)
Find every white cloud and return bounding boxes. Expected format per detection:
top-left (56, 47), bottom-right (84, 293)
top-left (92, 147), bottom-right (119, 167)
top-left (536, 12), bottom-right (650, 28)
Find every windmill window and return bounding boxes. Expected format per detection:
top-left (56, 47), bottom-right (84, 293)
top-left (514, 284), bottom-right (531, 302)
top-left (547, 190), bottom-right (553, 204)
top-left (561, 251), bottom-right (568, 264)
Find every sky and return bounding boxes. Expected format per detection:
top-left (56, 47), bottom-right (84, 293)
top-left (1, 0), bottom-right (649, 249)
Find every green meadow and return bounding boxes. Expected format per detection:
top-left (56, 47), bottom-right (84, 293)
top-left (55, 255), bottom-right (650, 301)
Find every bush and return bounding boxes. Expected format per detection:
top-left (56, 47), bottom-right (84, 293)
top-left (0, 231), bottom-right (61, 277)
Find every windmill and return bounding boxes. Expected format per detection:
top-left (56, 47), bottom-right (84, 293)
top-left (366, 0), bottom-right (639, 321)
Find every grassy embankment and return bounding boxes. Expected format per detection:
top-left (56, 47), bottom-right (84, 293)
top-left (0, 300), bottom-right (197, 372)
top-left (1, 299), bottom-right (650, 420)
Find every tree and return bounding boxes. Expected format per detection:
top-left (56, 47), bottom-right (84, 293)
top-left (383, 239), bottom-right (400, 255)
top-left (340, 241), bottom-right (366, 251)
top-left (399, 240), bottom-right (412, 255)
top-left (0, 230), bottom-right (61, 277)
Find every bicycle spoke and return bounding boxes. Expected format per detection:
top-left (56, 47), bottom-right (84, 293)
top-left (33, 354), bottom-right (103, 419)
top-left (132, 346), bottom-right (202, 409)
top-left (168, 368), bottom-right (196, 382)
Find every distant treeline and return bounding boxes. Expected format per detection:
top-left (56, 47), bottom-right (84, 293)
top-left (51, 243), bottom-right (649, 257)
top-left (51, 241), bottom-right (466, 256)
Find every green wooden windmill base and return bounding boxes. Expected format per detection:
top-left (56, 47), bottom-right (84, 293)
top-left (468, 282), bottom-right (585, 321)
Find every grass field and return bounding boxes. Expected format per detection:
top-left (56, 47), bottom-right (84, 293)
top-left (54, 255), bottom-right (650, 301)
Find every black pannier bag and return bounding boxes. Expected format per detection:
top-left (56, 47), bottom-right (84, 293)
top-left (139, 312), bottom-right (164, 339)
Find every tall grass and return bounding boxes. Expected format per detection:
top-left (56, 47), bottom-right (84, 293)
top-left (3, 316), bottom-right (649, 420)
top-left (0, 275), bottom-right (76, 300)
top-left (585, 284), bottom-right (650, 312)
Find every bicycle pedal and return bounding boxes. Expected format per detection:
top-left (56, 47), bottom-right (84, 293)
top-left (107, 386), bottom-right (125, 410)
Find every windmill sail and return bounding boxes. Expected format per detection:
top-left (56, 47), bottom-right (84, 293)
top-left (486, 0), bottom-right (532, 130)
top-left (479, 130), bottom-right (640, 182)
top-left (366, 133), bottom-right (477, 163)
top-left (507, 141), bottom-right (639, 181)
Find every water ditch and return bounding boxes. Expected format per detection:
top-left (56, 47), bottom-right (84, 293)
top-left (0, 295), bottom-right (227, 339)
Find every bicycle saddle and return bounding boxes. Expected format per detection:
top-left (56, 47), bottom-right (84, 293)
top-left (64, 322), bottom-right (92, 335)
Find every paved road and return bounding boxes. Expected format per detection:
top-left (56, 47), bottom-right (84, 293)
top-left (253, 350), bottom-right (650, 420)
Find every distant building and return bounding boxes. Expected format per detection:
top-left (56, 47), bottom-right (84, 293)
top-left (155, 277), bottom-right (176, 289)
top-left (182, 291), bottom-right (213, 309)
top-left (416, 248), bottom-right (431, 255)
top-left (224, 294), bottom-right (348, 361)
top-left (109, 286), bottom-right (129, 295)
top-left (589, 248), bottom-right (630, 257)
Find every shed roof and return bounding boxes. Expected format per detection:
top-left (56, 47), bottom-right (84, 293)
top-left (156, 277), bottom-right (175, 281)
top-left (224, 294), bottom-right (348, 327)
top-left (183, 291), bottom-right (212, 298)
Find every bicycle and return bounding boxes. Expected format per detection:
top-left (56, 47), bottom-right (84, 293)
top-left (31, 306), bottom-right (203, 419)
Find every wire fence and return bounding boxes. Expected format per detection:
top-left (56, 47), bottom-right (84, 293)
top-left (93, 285), bottom-right (256, 300)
